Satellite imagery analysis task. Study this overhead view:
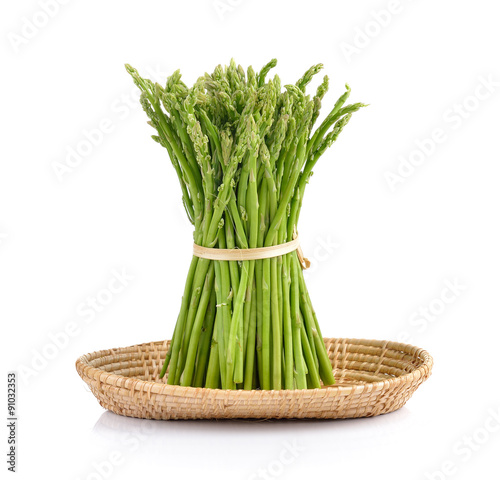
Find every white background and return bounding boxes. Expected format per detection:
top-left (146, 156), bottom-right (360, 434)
top-left (1, 0), bottom-right (499, 479)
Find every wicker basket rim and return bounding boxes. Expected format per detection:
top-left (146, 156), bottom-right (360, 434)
top-left (76, 337), bottom-right (433, 398)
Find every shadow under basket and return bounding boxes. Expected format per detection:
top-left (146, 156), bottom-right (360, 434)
top-left (76, 338), bottom-right (433, 420)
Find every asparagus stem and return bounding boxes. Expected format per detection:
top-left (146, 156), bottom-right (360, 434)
top-left (282, 253), bottom-right (294, 389)
top-left (181, 262), bottom-right (215, 386)
top-left (270, 255), bottom-right (281, 389)
top-left (165, 255), bottom-right (198, 384)
top-left (243, 274), bottom-right (257, 389)
top-left (193, 288), bottom-right (217, 387)
top-left (297, 265), bottom-right (335, 386)
top-left (205, 310), bottom-right (221, 388)
top-left (299, 312), bottom-right (321, 389)
top-left (226, 260), bottom-right (249, 385)
top-left (213, 260), bottom-right (227, 387)
top-left (218, 230), bottom-right (234, 389)
top-left (291, 252), bottom-right (307, 389)
top-left (262, 257), bottom-right (271, 390)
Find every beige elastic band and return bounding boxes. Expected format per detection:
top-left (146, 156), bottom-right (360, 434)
top-left (193, 231), bottom-right (311, 269)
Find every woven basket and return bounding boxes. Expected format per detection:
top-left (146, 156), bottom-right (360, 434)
top-left (76, 338), bottom-right (432, 420)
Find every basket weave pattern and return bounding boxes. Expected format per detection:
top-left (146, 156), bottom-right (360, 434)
top-left (76, 338), bottom-right (432, 420)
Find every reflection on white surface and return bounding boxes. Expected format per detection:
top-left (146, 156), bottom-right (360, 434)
top-left (94, 406), bottom-right (414, 441)
top-left (91, 407), bottom-right (416, 477)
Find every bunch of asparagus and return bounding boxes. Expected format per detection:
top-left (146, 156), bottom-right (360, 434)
top-left (127, 60), bottom-right (365, 390)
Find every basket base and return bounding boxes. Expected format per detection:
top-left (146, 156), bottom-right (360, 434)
top-left (76, 338), bottom-right (432, 420)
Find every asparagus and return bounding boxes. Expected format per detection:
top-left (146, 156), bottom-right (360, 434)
top-left (127, 59), bottom-right (365, 390)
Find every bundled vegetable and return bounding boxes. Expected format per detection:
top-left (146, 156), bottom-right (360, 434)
top-left (127, 60), bottom-right (365, 390)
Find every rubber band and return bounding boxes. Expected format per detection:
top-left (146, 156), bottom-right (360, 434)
top-left (193, 232), bottom-right (310, 269)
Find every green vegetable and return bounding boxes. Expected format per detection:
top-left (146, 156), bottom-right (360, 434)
top-left (127, 60), bottom-right (365, 389)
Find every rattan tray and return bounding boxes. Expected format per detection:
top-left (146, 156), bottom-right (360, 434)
top-left (76, 338), bottom-right (432, 420)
